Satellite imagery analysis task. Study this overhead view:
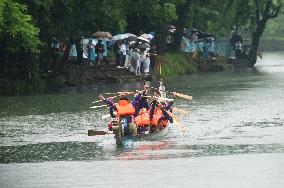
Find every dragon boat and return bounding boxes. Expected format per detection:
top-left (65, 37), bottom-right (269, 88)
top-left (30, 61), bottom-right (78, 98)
top-left (88, 110), bottom-right (171, 145)
top-left (88, 80), bottom-right (192, 146)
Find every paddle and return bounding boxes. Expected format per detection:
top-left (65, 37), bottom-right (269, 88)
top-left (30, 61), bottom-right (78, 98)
top-left (149, 86), bottom-right (193, 101)
top-left (171, 92), bottom-right (193, 101)
top-left (173, 119), bottom-right (187, 133)
top-left (167, 111), bottom-right (187, 133)
top-left (91, 91), bottom-right (134, 103)
top-left (92, 96), bottom-right (117, 104)
top-left (104, 91), bottom-right (135, 95)
top-left (90, 105), bottom-right (108, 109)
top-left (92, 100), bottom-right (103, 103)
top-left (88, 130), bottom-right (113, 136)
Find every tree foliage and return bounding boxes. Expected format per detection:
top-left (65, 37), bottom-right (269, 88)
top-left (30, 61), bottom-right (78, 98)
top-left (0, 0), bottom-right (40, 54)
top-left (0, 0), bottom-right (283, 94)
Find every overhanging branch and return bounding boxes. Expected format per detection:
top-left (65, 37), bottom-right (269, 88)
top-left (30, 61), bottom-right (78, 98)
top-left (268, 3), bottom-right (282, 19)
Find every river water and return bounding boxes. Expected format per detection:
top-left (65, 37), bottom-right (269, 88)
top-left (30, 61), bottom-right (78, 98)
top-left (1, 52), bottom-right (284, 188)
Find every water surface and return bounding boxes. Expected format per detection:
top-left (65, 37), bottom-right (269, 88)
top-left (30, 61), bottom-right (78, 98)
top-left (1, 52), bottom-right (284, 187)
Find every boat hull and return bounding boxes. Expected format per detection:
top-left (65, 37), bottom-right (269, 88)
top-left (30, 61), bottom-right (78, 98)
top-left (113, 125), bottom-right (169, 146)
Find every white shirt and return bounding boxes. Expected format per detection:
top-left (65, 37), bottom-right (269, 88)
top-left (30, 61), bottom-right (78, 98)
top-left (122, 44), bottom-right (127, 55)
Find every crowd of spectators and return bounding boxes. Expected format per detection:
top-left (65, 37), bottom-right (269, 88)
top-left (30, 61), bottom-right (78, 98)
top-left (49, 33), bottom-right (157, 76)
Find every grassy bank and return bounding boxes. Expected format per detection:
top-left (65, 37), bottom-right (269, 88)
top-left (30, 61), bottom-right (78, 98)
top-left (155, 53), bottom-right (235, 76)
top-left (156, 53), bottom-right (197, 77)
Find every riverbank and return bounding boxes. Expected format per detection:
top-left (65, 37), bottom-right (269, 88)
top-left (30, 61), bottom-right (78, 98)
top-left (0, 53), bottom-right (249, 95)
top-left (47, 53), bottom-right (235, 87)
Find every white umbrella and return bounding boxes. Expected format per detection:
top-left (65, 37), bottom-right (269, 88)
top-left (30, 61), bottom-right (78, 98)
top-left (112, 33), bottom-right (137, 40)
top-left (137, 36), bottom-right (150, 43)
top-left (140, 34), bottom-right (154, 40)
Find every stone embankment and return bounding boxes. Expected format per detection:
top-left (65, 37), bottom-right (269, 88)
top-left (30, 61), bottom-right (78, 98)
top-left (66, 64), bottom-right (153, 86)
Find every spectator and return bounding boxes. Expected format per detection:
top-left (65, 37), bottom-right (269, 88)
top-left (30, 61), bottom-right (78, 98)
top-left (235, 41), bottom-right (242, 58)
top-left (121, 40), bottom-right (127, 68)
top-left (81, 38), bottom-right (89, 65)
top-left (95, 39), bottom-right (105, 66)
top-left (192, 32), bottom-right (198, 42)
top-left (144, 53), bottom-right (150, 75)
top-left (102, 39), bottom-right (109, 65)
top-left (69, 43), bottom-right (77, 64)
top-left (139, 48), bottom-right (147, 74)
top-left (88, 39), bottom-right (96, 66)
top-left (129, 48), bottom-right (140, 74)
top-left (202, 39), bottom-right (210, 59)
top-left (124, 41), bottom-right (131, 69)
top-left (114, 41), bottom-right (122, 68)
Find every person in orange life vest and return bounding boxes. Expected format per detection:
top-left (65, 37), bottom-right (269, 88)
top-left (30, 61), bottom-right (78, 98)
top-left (132, 88), bottom-right (150, 117)
top-left (132, 85), bottom-right (151, 134)
top-left (99, 94), bottom-right (137, 136)
top-left (135, 107), bottom-right (151, 134)
top-left (149, 91), bottom-right (174, 132)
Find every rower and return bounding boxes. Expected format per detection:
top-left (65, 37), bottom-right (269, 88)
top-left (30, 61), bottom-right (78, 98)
top-left (99, 94), bottom-right (137, 136)
top-left (132, 88), bottom-right (149, 117)
top-left (135, 108), bottom-right (150, 134)
top-left (149, 96), bottom-right (174, 132)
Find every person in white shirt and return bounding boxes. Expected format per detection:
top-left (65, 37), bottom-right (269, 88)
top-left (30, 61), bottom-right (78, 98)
top-left (124, 41), bottom-right (130, 69)
top-left (121, 40), bottom-right (127, 68)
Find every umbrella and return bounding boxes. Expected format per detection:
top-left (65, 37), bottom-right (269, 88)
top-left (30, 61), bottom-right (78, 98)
top-left (93, 31), bottom-right (112, 39)
top-left (162, 25), bottom-right (176, 33)
top-left (138, 43), bottom-right (150, 49)
top-left (163, 25), bottom-right (176, 30)
top-left (112, 33), bottom-right (137, 41)
top-left (128, 36), bottom-right (137, 42)
top-left (140, 34), bottom-right (154, 41)
top-left (137, 36), bottom-right (150, 43)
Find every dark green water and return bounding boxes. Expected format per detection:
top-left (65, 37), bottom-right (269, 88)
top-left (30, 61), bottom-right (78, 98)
top-left (0, 52), bottom-right (284, 187)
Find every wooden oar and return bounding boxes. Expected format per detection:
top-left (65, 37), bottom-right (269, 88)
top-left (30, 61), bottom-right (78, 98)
top-left (88, 130), bottom-right (113, 136)
top-left (168, 111), bottom-right (187, 133)
top-left (173, 92), bottom-right (193, 101)
top-left (104, 92), bottom-right (117, 95)
top-left (149, 86), bottom-right (192, 101)
top-left (173, 119), bottom-right (187, 133)
top-left (92, 100), bottom-right (103, 103)
top-left (92, 95), bottom-right (119, 103)
top-left (104, 91), bottom-right (135, 95)
top-left (90, 105), bottom-right (107, 109)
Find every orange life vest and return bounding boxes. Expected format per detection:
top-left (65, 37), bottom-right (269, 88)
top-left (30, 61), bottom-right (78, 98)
top-left (135, 108), bottom-right (150, 126)
top-left (151, 108), bottom-right (164, 126)
top-left (116, 100), bottom-right (135, 116)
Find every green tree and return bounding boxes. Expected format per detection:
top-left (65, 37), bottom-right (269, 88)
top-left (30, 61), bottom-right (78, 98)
top-left (0, 0), bottom-right (41, 95)
top-left (125, 0), bottom-right (177, 35)
top-left (263, 8), bottom-right (284, 38)
top-left (248, 0), bottom-right (283, 66)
